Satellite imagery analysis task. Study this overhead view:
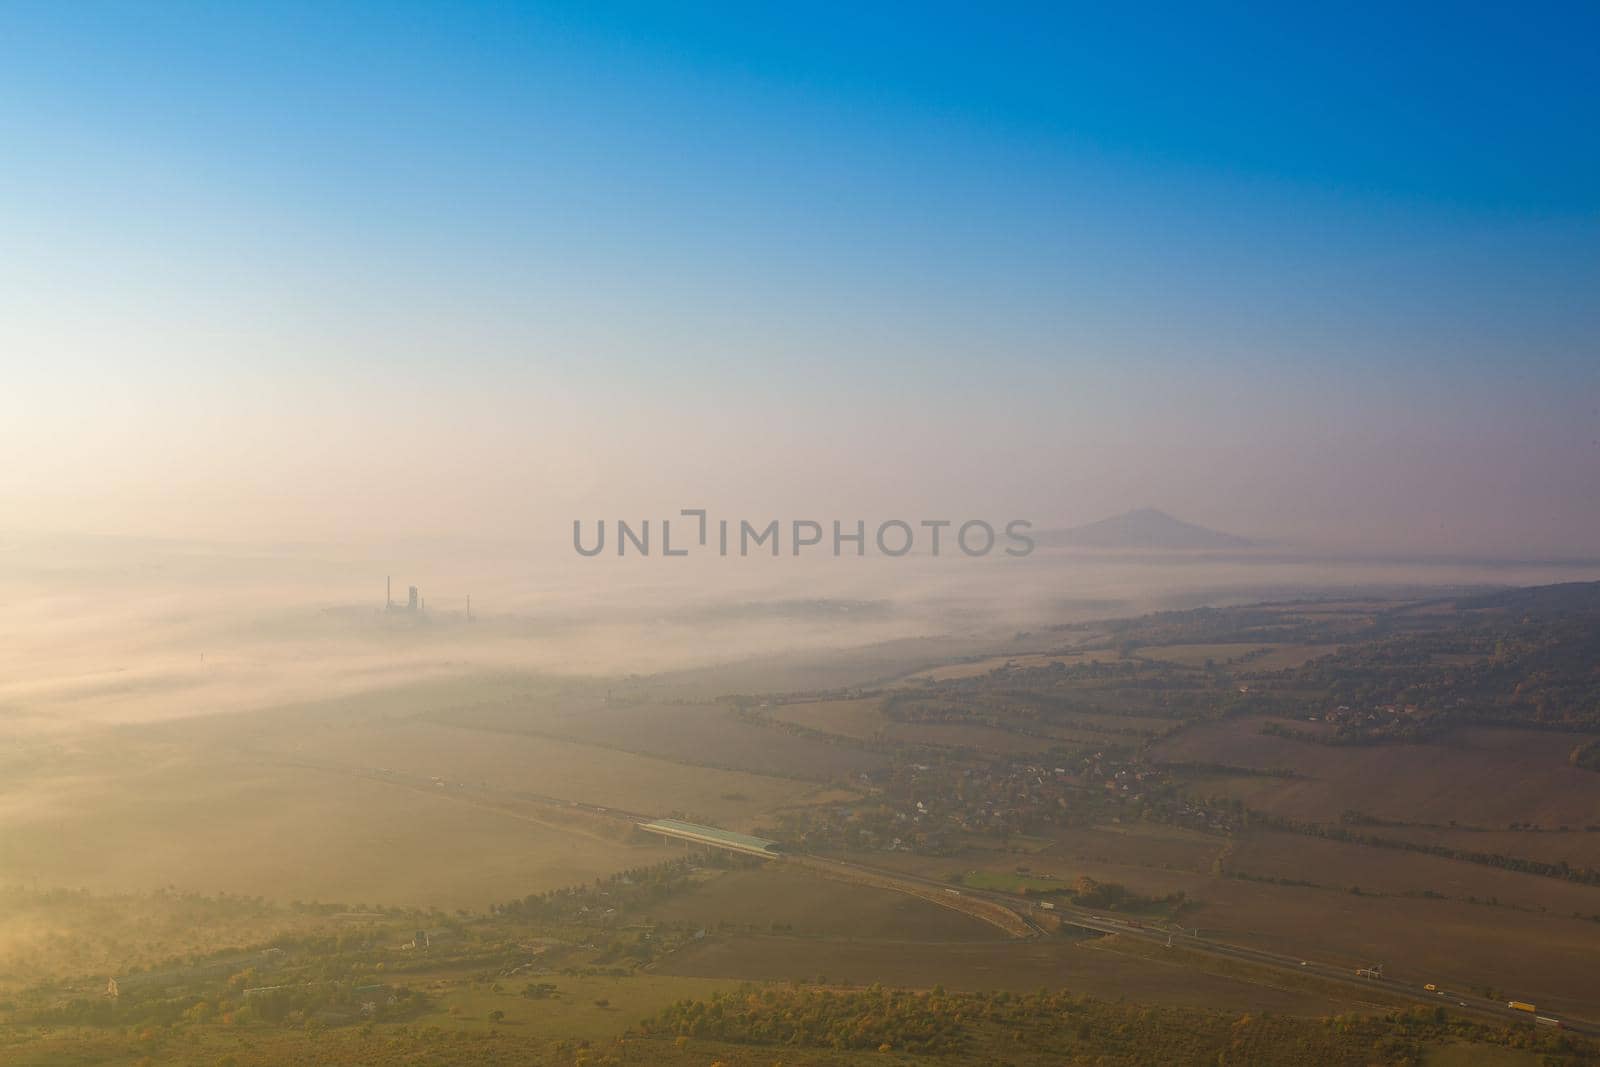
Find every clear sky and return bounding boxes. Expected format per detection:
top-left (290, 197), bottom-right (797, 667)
top-left (2, 3), bottom-right (1597, 554)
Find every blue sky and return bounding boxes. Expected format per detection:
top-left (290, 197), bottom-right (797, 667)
top-left (1, 3), bottom-right (1597, 550)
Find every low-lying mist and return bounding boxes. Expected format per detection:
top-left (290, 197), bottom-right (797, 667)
top-left (4, 532), bottom-right (1597, 735)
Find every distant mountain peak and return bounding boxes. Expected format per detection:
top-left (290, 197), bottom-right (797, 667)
top-left (1119, 507), bottom-right (1185, 523)
top-left (1039, 509), bottom-right (1254, 550)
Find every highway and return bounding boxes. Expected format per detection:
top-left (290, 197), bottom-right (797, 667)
top-left (294, 755), bottom-right (1598, 1037)
top-left (800, 852), bottom-right (1599, 1036)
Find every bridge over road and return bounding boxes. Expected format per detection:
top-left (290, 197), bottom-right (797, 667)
top-left (636, 818), bottom-right (784, 858)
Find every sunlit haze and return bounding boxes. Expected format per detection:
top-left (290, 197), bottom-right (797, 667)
top-left (5, 10), bottom-right (1600, 1063)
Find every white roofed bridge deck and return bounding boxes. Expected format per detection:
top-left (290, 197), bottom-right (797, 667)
top-left (636, 818), bottom-right (783, 858)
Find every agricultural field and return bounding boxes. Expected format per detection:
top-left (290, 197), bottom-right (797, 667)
top-left (1224, 830), bottom-right (1600, 915)
top-left (0, 739), bottom-right (662, 909)
top-left (1045, 709), bottom-right (1182, 734)
top-left (879, 721), bottom-right (1062, 756)
top-left (641, 866), bottom-right (1000, 942)
top-left (836, 836), bottom-right (1600, 1017)
top-left (769, 696), bottom-right (1146, 756)
top-left (409, 972), bottom-right (744, 1041)
top-left (1243, 643), bottom-right (1345, 670)
top-left (897, 649), bottom-right (1123, 683)
top-left (0, 887), bottom-right (345, 991)
top-left (1136, 642), bottom-right (1279, 666)
top-left (233, 713), bottom-right (822, 827)
top-left (834, 844), bottom-right (1210, 905)
top-left (428, 697), bottom-right (884, 782)
top-left (1370, 827), bottom-right (1600, 872)
top-left (12, 582), bottom-right (1600, 1064)
top-left (1154, 721), bottom-right (1600, 830)
top-left (1041, 823), bottom-right (1228, 875)
top-left (1176, 876), bottom-right (1600, 1017)
top-left (655, 932), bottom-right (1373, 1015)
top-left (769, 697), bottom-right (887, 739)
top-left (0, 681), bottom-right (874, 920)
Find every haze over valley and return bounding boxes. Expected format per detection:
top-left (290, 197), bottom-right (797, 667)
top-left (5, 4), bottom-right (1600, 1064)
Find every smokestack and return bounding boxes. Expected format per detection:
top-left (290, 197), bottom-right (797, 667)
top-left (386, 576), bottom-right (391, 609)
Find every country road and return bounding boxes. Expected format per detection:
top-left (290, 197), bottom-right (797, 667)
top-left (807, 852), bottom-right (1599, 1036)
top-left (287, 752), bottom-right (1597, 1036)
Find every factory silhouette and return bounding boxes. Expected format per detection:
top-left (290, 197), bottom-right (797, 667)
top-left (385, 577), bottom-right (471, 621)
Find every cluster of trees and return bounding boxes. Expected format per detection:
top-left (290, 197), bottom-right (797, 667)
top-left (638, 985), bottom-right (1597, 1065)
top-left (865, 586), bottom-right (1600, 759)
top-left (639, 984), bottom-right (966, 1053)
top-left (885, 663), bottom-right (1216, 729)
top-left (1260, 718), bottom-right (1441, 746)
top-left (28, 976), bottom-right (426, 1033)
top-left (1021, 874), bottom-right (1187, 914)
top-left (1097, 603), bottom-right (1341, 647)
top-left (1279, 589), bottom-right (1600, 730)
top-left (230, 980), bottom-right (425, 1028)
top-left (488, 858), bottom-right (709, 924)
top-left (1155, 759), bottom-right (1298, 778)
top-left (14, 857), bottom-right (738, 1047)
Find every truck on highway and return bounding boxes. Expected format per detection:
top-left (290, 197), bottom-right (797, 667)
top-left (1508, 1001), bottom-right (1536, 1014)
top-left (1423, 984), bottom-right (1438, 992)
top-left (1535, 1016), bottom-right (1566, 1030)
